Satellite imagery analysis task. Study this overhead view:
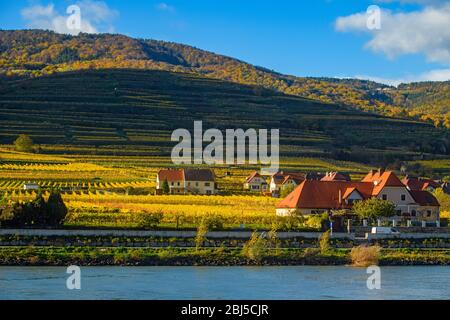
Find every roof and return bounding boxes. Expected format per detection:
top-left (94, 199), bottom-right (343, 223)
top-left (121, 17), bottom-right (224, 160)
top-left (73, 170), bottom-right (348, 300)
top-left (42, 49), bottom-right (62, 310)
top-left (276, 170), bottom-right (438, 210)
top-left (245, 171), bottom-right (266, 183)
top-left (158, 169), bottom-right (184, 182)
top-left (277, 180), bottom-right (375, 209)
top-left (281, 175), bottom-right (304, 185)
top-left (158, 169), bottom-right (215, 182)
top-left (183, 169), bottom-right (215, 182)
top-left (409, 190), bottom-right (440, 207)
top-left (402, 177), bottom-right (441, 191)
top-left (361, 170), bottom-right (404, 195)
top-left (271, 171), bottom-right (306, 185)
top-left (321, 172), bottom-right (351, 182)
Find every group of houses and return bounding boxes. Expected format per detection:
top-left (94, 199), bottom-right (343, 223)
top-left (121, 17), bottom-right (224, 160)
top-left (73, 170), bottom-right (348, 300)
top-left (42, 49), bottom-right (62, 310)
top-left (155, 167), bottom-right (442, 222)
top-left (275, 169), bottom-right (440, 223)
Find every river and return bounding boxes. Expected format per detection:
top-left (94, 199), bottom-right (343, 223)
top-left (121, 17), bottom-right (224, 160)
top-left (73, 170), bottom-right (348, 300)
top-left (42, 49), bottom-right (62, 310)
top-left (1, 266), bottom-right (449, 300)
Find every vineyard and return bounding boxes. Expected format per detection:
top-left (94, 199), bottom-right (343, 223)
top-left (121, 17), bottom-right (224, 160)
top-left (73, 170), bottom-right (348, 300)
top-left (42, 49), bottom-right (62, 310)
top-left (4, 190), bottom-right (284, 229)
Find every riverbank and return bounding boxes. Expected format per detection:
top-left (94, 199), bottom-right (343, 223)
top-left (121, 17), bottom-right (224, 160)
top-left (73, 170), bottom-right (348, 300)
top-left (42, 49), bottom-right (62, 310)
top-left (1, 247), bottom-right (449, 266)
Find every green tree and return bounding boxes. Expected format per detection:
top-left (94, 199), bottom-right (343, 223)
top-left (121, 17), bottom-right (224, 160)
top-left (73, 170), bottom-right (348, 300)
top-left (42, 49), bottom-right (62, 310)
top-left (319, 230), bottom-right (331, 254)
top-left (136, 211), bottom-right (163, 229)
top-left (161, 179), bottom-right (170, 194)
top-left (13, 134), bottom-right (34, 153)
top-left (433, 188), bottom-right (449, 212)
top-left (242, 232), bottom-right (267, 262)
top-left (280, 184), bottom-right (295, 198)
top-left (195, 218), bottom-right (209, 250)
top-left (0, 193), bottom-right (8, 207)
top-left (45, 189), bottom-right (68, 226)
top-left (353, 198), bottom-right (396, 223)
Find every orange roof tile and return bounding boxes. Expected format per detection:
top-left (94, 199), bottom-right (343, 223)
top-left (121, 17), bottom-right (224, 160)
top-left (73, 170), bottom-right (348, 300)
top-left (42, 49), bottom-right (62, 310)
top-left (158, 169), bottom-right (184, 182)
top-left (277, 180), bottom-right (375, 209)
top-left (362, 170), bottom-right (404, 195)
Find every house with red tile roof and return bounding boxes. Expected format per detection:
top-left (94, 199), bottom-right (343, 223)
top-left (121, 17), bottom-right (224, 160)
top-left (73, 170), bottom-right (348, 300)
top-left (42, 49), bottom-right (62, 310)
top-left (156, 168), bottom-right (216, 195)
top-left (244, 171), bottom-right (268, 192)
top-left (276, 169), bottom-right (440, 222)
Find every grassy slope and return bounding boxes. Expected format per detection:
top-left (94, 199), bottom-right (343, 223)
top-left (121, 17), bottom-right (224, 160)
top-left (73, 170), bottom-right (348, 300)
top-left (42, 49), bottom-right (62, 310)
top-left (0, 69), bottom-right (447, 164)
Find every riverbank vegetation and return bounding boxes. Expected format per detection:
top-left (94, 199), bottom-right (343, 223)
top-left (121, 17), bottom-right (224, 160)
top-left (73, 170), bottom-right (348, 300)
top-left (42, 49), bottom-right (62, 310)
top-left (0, 246), bottom-right (448, 266)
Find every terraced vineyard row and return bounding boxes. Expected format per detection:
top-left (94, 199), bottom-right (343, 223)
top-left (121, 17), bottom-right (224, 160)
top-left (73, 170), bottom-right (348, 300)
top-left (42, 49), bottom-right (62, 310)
top-left (1, 69), bottom-right (448, 163)
top-left (0, 180), bottom-right (155, 191)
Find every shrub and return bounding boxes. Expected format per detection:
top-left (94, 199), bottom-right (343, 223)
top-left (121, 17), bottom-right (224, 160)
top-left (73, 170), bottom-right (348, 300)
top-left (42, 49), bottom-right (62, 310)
top-left (195, 218), bottom-right (209, 250)
top-left (306, 213), bottom-right (329, 230)
top-left (136, 211), bottom-right (163, 229)
top-left (205, 214), bottom-right (224, 231)
top-left (303, 247), bottom-right (320, 258)
top-left (14, 134), bottom-right (34, 153)
top-left (319, 230), bottom-right (331, 254)
top-left (242, 232), bottom-right (267, 262)
top-left (350, 245), bottom-right (381, 267)
top-left (0, 190), bottom-right (67, 227)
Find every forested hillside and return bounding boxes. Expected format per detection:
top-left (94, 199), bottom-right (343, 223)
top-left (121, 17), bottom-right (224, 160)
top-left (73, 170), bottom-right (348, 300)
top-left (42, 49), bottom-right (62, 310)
top-left (1, 30), bottom-right (449, 128)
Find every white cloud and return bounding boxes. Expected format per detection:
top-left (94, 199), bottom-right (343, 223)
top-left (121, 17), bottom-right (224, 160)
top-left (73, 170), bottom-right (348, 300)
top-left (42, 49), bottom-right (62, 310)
top-left (376, 0), bottom-right (447, 5)
top-left (354, 68), bottom-right (450, 86)
top-left (156, 3), bottom-right (175, 13)
top-left (21, 1), bottom-right (118, 35)
top-left (335, 3), bottom-right (450, 64)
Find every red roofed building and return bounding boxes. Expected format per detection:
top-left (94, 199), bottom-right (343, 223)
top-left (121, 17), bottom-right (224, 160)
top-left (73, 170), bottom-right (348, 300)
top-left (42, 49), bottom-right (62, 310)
top-left (276, 169), bottom-right (440, 222)
top-left (156, 168), bottom-right (216, 195)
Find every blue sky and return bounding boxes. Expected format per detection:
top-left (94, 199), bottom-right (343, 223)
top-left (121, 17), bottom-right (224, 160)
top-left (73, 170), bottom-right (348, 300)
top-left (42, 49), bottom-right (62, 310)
top-left (1, 0), bottom-right (450, 85)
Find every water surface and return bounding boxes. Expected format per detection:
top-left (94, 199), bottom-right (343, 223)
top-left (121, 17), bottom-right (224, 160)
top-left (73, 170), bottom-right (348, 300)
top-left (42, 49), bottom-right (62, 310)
top-left (1, 266), bottom-right (449, 300)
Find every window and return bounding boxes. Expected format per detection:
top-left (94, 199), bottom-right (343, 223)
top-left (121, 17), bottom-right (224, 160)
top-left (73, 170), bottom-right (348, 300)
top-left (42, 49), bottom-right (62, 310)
top-left (411, 210), bottom-right (416, 217)
top-left (171, 182), bottom-right (174, 186)
top-left (396, 210), bottom-right (402, 216)
top-left (205, 182), bottom-right (211, 187)
top-left (427, 210), bottom-right (432, 217)
top-left (401, 194), bottom-right (406, 201)
top-left (196, 182), bottom-right (199, 187)
top-left (251, 185), bottom-right (259, 190)
top-left (382, 194), bottom-right (387, 200)
top-left (177, 182), bottom-right (180, 186)
top-left (188, 182), bottom-right (191, 186)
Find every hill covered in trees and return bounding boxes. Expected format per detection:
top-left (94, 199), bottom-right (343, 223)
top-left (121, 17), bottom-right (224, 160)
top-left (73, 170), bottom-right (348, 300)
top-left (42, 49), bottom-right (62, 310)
top-left (1, 30), bottom-right (449, 128)
top-left (0, 69), bottom-right (448, 165)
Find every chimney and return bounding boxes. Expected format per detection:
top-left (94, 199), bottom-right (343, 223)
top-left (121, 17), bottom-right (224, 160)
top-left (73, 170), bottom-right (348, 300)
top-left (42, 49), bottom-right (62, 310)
top-left (338, 189), bottom-right (342, 204)
top-left (378, 168), bottom-right (385, 175)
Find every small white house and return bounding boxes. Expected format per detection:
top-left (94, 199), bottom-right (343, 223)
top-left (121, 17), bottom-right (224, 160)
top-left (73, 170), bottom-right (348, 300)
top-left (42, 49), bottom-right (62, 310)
top-left (23, 183), bottom-right (39, 191)
top-left (244, 172), bottom-right (268, 192)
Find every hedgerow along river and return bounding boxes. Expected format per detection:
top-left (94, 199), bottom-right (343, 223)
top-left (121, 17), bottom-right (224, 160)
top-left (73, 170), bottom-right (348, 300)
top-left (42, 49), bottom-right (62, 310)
top-left (1, 266), bottom-right (449, 300)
